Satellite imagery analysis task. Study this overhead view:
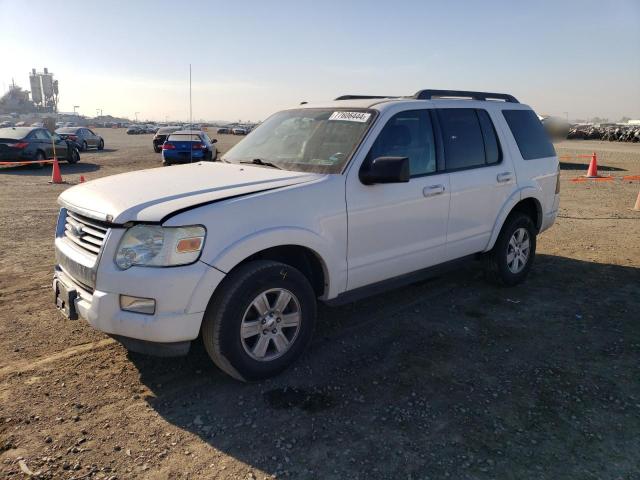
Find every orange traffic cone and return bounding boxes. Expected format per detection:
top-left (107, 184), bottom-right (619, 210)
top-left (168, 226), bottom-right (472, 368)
top-left (586, 152), bottom-right (598, 178)
top-left (49, 157), bottom-right (64, 184)
top-left (79, 175), bottom-right (85, 183)
top-left (634, 190), bottom-right (640, 211)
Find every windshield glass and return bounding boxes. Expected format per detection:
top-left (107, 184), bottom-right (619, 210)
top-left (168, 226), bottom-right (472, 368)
top-left (222, 108), bottom-right (376, 173)
top-left (168, 133), bottom-right (202, 142)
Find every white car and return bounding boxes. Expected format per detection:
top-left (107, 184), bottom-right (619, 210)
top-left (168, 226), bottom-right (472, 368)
top-left (53, 89), bottom-right (560, 381)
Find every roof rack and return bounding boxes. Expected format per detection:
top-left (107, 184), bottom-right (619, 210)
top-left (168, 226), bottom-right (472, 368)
top-left (414, 89), bottom-right (518, 103)
top-left (334, 95), bottom-right (397, 101)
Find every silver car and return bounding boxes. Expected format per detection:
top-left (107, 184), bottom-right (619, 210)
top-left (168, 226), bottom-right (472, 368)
top-left (55, 127), bottom-right (104, 151)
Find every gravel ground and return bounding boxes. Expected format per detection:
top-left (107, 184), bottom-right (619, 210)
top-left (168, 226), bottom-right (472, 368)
top-left (1, 131), bottom-right (639, 479)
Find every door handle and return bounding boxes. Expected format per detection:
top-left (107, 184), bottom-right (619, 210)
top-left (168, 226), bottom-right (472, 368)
top-left (497, 172), bottom-right (513, 183)
top-left (423, 184), bottom-right (445, 197)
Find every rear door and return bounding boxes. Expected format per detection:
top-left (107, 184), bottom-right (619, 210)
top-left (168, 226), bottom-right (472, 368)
top-left (436, 108), bottom-right (518, 260)
top-left (86, 128), bottom-right (98, 147)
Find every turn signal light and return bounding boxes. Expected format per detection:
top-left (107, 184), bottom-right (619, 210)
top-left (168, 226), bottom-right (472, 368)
top-left (176, 237), bottom-right (203, 253)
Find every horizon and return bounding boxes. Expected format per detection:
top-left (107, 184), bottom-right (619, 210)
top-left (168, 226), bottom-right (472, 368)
top-left (1, 0), bottom-right (639, 122)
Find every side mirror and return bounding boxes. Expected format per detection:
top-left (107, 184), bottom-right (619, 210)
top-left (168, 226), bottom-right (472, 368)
top-left (211, 138), bottom-right (217, 144)
top-left (359, 156), bottom-right (410, 185)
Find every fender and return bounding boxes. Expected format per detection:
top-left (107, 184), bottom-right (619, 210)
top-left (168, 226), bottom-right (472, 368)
top-left (485, 186), bottom-right (543, 251)
top-left (204, 226), bottom-right (343, 300)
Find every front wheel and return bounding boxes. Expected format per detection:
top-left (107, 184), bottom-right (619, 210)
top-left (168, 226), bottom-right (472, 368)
top-left (98, 139), bottom-right (104, 150)
top-left (202, 260), bottom-right (317, 381)
top-left (484, 212), bottom-right (537, 286)
top-left (81, 141), bottom-right (88, 151)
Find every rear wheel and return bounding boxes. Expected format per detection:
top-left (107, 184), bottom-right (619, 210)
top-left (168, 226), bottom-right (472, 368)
top-left (67, 148), bottom-right (80, 164)
top-left (33, 151), bottom-right (46, 168)
top-left (154, 146), bottom-right (162, 153)
top-left (484, 212), bottom-right (537, 286)
top-left (201, 260), bottom-right (317, 381)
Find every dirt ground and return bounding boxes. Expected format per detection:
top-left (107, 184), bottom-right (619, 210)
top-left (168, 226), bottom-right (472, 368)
top-left (1, 130), bottom-right (639, 479)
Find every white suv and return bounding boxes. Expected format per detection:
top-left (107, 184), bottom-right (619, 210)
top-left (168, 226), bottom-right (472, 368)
top-left (54, 89), bottom-right (560, 381)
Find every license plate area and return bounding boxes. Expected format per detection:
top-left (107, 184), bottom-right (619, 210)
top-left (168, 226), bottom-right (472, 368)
top-left (54, 279), bottom-right (78, 320)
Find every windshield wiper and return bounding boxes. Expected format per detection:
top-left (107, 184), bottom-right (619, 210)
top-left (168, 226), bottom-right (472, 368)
top-left (239, 158), bottom-right (282, 170)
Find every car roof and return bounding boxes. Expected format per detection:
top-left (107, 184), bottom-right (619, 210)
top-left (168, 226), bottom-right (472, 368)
top-left (297, 97), bottom-right (533, 113)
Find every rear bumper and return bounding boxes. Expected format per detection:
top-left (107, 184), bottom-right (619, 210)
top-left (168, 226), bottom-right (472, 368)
top-left (162, 151), bottom-right (206, 163)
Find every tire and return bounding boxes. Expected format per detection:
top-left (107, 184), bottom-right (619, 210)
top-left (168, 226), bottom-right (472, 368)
top-left (154, 146), bottom-right (161, 153)
top-left (201, 260), bottom-right (317, 382)
top-left (81, 141), bottom-right (88, 151)
top-left (162, 161), bottom-right (171, 166)
top-left (33, 150), bottom-right (46, 168)
top-left (67, 148), bottom-right (80, 164)
top-left (98, 139), bottom-right (104, 150)
top-left (484, 212), bottom-right (537, 287)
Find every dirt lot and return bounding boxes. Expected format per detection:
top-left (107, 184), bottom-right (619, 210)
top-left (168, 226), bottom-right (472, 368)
top-left (1, 130), bottom-right (639, 479)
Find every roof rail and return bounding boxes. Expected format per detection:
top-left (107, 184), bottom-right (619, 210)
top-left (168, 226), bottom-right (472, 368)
top-left (414, 89), bottom-right (519, 103)
top-left (334, 95), bottom-right (397, 101)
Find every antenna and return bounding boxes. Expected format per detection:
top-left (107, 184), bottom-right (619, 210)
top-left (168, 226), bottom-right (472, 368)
top-left (189, 64), bottom-right (193, 164)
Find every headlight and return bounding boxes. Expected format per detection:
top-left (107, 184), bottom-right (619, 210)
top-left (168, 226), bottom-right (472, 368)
top-left (115, 224), bottom-right (206, 270)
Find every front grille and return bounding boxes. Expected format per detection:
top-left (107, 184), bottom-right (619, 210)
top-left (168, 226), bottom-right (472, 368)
top-left (64, 210), bottom-right (109, 256)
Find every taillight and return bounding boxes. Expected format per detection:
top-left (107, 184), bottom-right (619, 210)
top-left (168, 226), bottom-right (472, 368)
top-left (68, 135), bottom-right (77, 141)
top-left (192, 143), bottom-right (204, 150)
top-left (13, 142), bottom-right (28, 149)
top-left (555, 164), bottom-right (561, 194)
top-left (162, 143), bottom-right (175, 150)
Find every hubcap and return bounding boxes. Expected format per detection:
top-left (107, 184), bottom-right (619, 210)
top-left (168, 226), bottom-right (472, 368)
top-left (507, 227), bottom-right (530, 274)
top-left (240, 288), bottom-right (301, 362)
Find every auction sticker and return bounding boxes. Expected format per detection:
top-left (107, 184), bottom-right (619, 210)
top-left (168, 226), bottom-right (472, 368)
top-left (329, 111), bottom-right (371, 123)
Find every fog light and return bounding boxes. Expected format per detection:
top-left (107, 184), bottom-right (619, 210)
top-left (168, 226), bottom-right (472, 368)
top-left (120, 295), bottom-right (156, 315)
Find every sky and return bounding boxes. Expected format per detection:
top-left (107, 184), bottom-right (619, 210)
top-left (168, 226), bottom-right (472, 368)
top-left (1, 0), bottom-right (639, 122)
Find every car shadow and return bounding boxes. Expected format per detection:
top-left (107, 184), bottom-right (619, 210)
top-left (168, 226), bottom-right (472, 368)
top-left (83, 148), bottom-right (118, 153)
top-left (560, 161), bottom-right (626, 172)
top-left (0, 162), bottom-right (100, 176)
top-left (130, 255), bottom-right (640, 479)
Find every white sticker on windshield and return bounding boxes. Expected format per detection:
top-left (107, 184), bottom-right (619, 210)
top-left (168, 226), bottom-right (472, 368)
top-left (329, 111), bottom-right (371, 123)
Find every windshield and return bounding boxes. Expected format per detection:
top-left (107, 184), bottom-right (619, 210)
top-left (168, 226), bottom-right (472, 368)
top-left (222, 108), bottom-right (376, 173)
top-left (168, 133), bottom-right (202, 142)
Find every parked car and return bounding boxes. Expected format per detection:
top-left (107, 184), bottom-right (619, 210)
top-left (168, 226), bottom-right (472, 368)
top-left (31, 122), bottom-right (44, 127)
top-left (232, 126), bottom-right (248, 135)
top-left (0, 127), bottom-right (80, 164)
top-left (144, 125), bottom-right (159, 134)
top-left (53, 89), bottom-right (559, 382)
top-left (126, 126), bottom-right (143, 135)
top-left (217, 127), bottom-right (231, 134)
top-left (161, 130), bottom-right (217, 165)
top-left (153, 126), bottom-right (182, 152)
top-left (0, 121), bottom-right (14, 128)
top-left (55, 127), bottom-right (104, 151)
top-left (64, 122), bottom-right (77, 127)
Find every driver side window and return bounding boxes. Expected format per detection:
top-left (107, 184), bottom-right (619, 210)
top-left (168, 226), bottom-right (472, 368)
top-left (368, 110), bottom-right (436, 177)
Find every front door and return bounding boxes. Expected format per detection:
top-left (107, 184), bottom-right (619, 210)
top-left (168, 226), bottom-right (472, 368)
top-left (346, 109), bottom-right (450, 290)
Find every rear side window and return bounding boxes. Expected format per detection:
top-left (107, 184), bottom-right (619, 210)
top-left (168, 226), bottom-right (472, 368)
top-left (502, 110), bottom-right (555, 159)
top-left (437, 109), bottom-right (486, 170)
top-left (477, 110), bottom-right (501, 164)
top-left (369, 110), bottom-right (436, 176)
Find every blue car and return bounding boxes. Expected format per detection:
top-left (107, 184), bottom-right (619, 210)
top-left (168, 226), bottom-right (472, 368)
top-left (161, 130), bottom-right (217, 166)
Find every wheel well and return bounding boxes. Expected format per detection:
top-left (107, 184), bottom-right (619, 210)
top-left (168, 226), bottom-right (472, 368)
top-left (511, 198), bottom-right (542, 231)
top-left (238, 245), bottom-right (327, 297)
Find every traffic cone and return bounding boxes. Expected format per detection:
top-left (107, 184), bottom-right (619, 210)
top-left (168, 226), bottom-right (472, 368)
top-left (586, 152), bottom-right (598, 178)
top-left (634, 190), bottom-right (640, 211)
top-left (49, 157), bottom-right (64, 184)
top-left (79, 175), bottom-right (85, 183)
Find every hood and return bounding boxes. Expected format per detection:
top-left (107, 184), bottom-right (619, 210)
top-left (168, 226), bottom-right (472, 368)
top-left (58, 162), bottom-right (323, 223)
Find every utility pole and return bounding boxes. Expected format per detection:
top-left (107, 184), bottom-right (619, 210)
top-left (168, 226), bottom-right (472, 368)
top-left (135, 112), bottom-right (140, 123)
top-left (563, 111), bottom-right (569, 122)
top-left (73, 105), bottom-right (79, 114)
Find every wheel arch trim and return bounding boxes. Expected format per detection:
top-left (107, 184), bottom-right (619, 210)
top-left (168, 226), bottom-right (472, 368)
top-left (485, 187), bottom-right (543, 252)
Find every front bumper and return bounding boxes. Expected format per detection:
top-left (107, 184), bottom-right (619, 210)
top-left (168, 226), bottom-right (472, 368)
top-left (54, 223), bottom-right (227, 346)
